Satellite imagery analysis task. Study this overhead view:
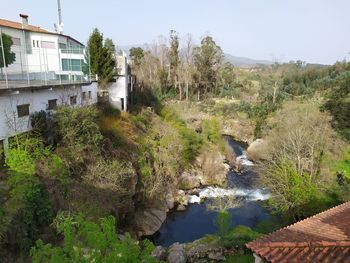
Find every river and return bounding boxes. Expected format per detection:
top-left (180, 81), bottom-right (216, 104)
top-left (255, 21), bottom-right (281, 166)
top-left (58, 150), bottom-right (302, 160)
top-left (152, 136), bottom-right (271, 247)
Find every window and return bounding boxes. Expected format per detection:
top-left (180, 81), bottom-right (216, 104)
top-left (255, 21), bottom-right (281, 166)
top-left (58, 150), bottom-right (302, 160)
top-left (37, 40), bottom-right (39, 47)
top-left (32, 39), bottom-right (35, 47)
top-left (88, 91), bottom-right (92, 99)
top-left (121, 98), bottom-right (124, 111)
top-left (59, 43), bottom-right (67, 49)
top-left (47, 99), bottom-right (57, 110)
top-left (61, 59), bottom-right (84, 71)
top-left (41, 41), bottom-right (55, 49)
top-left (17, 104), bottom-right (30, 117)
top-left (70, 96), bottom-right (77, 105)
top-left (11, 37), bottom-right (21, 46)
top-left (82, 92), bottom-right (86, 101)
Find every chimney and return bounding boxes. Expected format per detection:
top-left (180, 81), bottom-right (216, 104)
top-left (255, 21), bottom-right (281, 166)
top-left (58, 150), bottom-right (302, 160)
top-left (19, 14), bottom-right (28, 27)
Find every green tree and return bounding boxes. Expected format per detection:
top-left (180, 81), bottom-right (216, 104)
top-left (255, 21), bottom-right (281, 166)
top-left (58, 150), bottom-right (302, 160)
top-left (193, 36), bottom-right (223, 97)
top-left (87, 28), bottom-right (115, 85)
top-left (0, 32), bottom-right (16, 68)
top-left (129, 47), bottom-right (145, 67)
top-left (169, 30), bottom-right (179, 89)
top-left (30, 213), bottom-right (159, 263)
top-left (104, 38), bottom-right (116, 54)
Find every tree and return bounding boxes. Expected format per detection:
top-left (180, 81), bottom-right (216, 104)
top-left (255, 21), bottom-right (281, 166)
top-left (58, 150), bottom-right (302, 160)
top-left (129, 47), bottom-right (145, 67)
top-left (87, 28), bottom-right (115, 85)
top-left (261, 102), bottom-right (341, 220)
top-left (0, 32), bottom-right (16, 68)
top-left (104, 38), bottom-right (116, 54)
top-left (168, 30), bottom-right (180, 93)
top-left (193, 36), bottom-right (223, 97)
top-left (30, 213), bottom-right (158, 263)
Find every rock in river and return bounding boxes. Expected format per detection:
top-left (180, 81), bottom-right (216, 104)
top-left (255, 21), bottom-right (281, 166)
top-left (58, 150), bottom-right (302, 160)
top-left (134, 208), bottom-right (166, 236)
top-left (167, 243), bottom-right (187, 263)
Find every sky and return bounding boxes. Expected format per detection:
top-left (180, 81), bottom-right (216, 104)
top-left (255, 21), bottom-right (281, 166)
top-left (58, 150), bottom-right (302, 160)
top-left (2, 0), bottom-right (350, 64)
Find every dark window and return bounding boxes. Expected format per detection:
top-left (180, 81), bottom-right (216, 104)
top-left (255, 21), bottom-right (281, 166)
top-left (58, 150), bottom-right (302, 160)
top-left (61, 59), bottom-right (83, 71)
top-left (17, 104), bottom-right (30, 117)
top-left (82, 92), bottom-right (86, 100)
top-left (88, 91), bottom-right (92, 99)
top-left (48, 99), bottom-right (57, 110)
top-left (70, 96), bottom-right (77, 105)
top-left (32, 39), bottom-right (35, 47)
top-left (121, 98), bottom-right (124, 111)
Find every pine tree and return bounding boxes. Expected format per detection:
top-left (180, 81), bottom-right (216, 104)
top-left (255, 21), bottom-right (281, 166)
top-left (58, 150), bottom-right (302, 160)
top-left (87, 28), bottom-right (115, 86)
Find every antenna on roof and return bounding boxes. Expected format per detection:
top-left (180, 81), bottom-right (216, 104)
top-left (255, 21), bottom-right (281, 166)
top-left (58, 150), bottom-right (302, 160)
top-left (54, 0), bottom-right (63, 34)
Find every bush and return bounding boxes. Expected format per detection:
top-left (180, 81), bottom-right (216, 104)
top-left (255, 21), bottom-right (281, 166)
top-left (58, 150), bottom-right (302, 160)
top-left (219, 225), bottom-right (261, 249)
top-left (215, 210), bottom-right (231, 240)
top-left (30, 213), bottom-right (158, 263)
top-left (2, 172), bottom-right (52, 255)
top-left (161, 106), bottom-right (202, 164)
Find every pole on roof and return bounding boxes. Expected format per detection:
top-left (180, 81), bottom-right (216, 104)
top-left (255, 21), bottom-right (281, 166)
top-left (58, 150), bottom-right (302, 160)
top-left (56, 0), bottom-right (63, 34)
top-left (0, 29), bottom-right (9, 89)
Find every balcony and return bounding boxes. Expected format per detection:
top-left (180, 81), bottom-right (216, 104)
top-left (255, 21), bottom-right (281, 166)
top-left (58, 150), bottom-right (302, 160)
top-left (0, 45), bottom-right (91, 90)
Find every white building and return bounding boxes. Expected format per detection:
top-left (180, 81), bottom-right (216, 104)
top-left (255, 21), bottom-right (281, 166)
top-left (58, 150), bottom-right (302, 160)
top-left (106, 52), bottom-right (134, 111)
top-left (0, 14), bottom-right (97, 161)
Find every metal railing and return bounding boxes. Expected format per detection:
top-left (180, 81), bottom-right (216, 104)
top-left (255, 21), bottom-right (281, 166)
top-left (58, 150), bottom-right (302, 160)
top-left (0, 31), bottom-right (91, 90)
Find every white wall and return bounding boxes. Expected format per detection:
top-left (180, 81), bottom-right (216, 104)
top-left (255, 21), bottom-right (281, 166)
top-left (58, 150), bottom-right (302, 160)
top-left (82, 82), bottom-right (98, 105)
top-left (1, 27), bottom-right (85, 79)
top-left (107, 77), bottom-right (128, 111)
top-left (0, 84), bottom-right (97, 141)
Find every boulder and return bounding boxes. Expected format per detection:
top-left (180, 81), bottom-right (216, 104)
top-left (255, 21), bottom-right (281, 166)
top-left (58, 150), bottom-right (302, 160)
top-left (195, 147), bottom-right (230, 187)
top-left (187, 243), bottom-right (225, 262)
top-left (177, 204), bottom-right (186, 211)
top-left (174, 190), bottom-right (189, 206)
top-left (134, 208), bottom-right (166, 236)
top-left (246, 139), bottom-right (266, 161)
top-left (178, 171), bottom-right (201, 190)
top-left (166, 193), bottom-right (175, 210)
top-left (152, 246), bottom-right (167, 261)
top-left (167, 243), bottom-right (187, 263)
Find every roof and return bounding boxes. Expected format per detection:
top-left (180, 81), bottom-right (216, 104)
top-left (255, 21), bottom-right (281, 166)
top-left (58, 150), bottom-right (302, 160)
top-left (0, 18), bottom-right (84, 46)
top-left (246, 201), bottom-right (350, 263)
top-left (0, 18), bottom-right (50, 33)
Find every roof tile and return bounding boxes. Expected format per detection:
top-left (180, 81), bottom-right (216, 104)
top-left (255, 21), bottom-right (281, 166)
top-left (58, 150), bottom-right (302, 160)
top-left (247, 201), bottom-right (350, 262)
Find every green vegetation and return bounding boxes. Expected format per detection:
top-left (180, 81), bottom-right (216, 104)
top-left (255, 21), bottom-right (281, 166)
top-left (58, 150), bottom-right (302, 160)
top-left (224, 254), bottom-right (254, 263)
top-left (31, 213), bottom-right (158, 263)
top-left (0, 32), bottom-right (16, 68)
top-left (87, 28), bottom-right (115, 85)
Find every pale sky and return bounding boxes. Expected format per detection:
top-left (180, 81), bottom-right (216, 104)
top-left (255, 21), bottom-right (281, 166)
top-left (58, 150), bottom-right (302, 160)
top-left (2, 0), bottom-right (350, 64)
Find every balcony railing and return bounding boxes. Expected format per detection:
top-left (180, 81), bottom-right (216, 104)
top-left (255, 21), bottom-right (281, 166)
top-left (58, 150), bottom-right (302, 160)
top-left (0, 39), bottom-right (91, 90)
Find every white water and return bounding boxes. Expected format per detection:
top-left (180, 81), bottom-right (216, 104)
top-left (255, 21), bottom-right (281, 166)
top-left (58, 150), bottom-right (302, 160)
top-left (236, 153), bottom-right (254, 166)
top-left (188, 186), bottom-right (270, 204)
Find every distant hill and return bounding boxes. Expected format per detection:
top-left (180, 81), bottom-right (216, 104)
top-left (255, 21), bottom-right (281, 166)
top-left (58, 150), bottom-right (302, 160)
top-left (223, 53), bottom-right (274, 68)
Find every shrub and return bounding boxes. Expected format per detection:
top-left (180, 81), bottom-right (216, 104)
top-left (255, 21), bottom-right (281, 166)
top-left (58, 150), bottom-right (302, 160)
top-left (30, 213), bottom-right (158, 263)
top-left (215, 210), bottom-right (231, 240)
top-left (161, 106), bottom-right (202, 164)
top-left (219, 225), bottom-right (261, 249)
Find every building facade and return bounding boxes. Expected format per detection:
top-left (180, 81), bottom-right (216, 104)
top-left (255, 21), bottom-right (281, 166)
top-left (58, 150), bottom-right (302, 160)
top-left (0, 14), bottom-right (96, 161)
top-left (106, 52), bottom-right (134, 111)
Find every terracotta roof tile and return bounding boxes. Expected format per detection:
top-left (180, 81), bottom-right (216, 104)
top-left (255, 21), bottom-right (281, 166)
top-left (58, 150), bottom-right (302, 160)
top-left (0, 18), bottom-right (51, 33)
top-left (246, 201), bottom-right (350, 262)
top-left (0, 18), bottom-right (85, 46)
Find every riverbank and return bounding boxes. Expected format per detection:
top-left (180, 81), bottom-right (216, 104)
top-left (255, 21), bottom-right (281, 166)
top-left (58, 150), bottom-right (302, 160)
top-left (136, 136), bottom-right (273, 262)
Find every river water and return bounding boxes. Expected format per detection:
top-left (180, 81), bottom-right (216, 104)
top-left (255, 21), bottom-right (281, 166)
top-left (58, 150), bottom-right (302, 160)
top-left (152, 136), bottom-right (271, 247)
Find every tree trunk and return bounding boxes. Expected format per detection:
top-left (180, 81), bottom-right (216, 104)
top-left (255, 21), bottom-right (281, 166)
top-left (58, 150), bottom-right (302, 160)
top-left (186, 80), bottom-right (189, 101)
top-left (179, 82), bottom-right (182, 100)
